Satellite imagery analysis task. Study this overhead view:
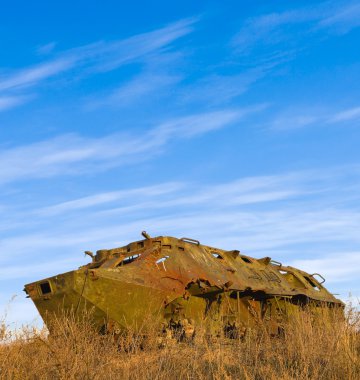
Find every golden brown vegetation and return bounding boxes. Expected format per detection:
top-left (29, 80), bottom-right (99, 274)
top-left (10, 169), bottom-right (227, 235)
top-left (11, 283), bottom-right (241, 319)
top-left (0, 306), bottom-right (359, 380)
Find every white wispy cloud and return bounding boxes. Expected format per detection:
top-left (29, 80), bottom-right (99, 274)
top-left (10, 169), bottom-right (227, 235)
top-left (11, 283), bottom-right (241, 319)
top-left (318, 2), bottom-right (360, 34)
top-left (40, 183), bottom-right (182, 216)
top-left (233, 9), bottom-right (317, 53)
top-left (290, 252), bottom-right (360, 283)
top-left (2, 205), bottom-right (359, 262)
top-left (0, 96), bottom-right (28, 111)
top-left (0, 108), bottom-right (255, 185)
top-left (178, 69), bottom-right (266, 106)
top-left (151, 109), bottom-right (241, 140)
top-left (0, 257), bottom-right (82, 281)
top-left (2, 166), bottom-right (358, 257)
top-left (0, 58), bottom-right (75, 92)
top-left (232, 1), bottom-right (360, 55)
top-left (37, 172), bottom-right (305, 218)
top-left (84, 18), bottom-right (195, 73)
top-left (328, 106), bottom-right (360, 123)
top-left (87, 72), bottom-right (181, 109)
top-left (0, 18), bottom-right (195, 110)
top-left (36, 42), bottom-right (57, 55)
top-left (269, 105), bottom-right (360, 130)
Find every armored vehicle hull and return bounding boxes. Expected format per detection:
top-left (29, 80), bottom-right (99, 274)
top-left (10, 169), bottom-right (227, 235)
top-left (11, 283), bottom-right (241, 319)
top-left (24, 233), bottom-right (343, 338)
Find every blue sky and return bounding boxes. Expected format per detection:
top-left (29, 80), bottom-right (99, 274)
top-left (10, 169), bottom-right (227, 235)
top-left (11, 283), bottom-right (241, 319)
top-left (1, 0), bottom-right (360, 325)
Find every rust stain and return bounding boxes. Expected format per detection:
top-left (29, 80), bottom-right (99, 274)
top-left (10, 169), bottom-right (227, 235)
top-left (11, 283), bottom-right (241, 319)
top-left (24, 232), bottom-right (344, 338)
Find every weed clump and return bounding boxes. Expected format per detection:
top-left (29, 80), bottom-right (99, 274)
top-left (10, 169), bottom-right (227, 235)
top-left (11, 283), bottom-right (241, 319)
top-left (0, 306), bottom-right (359, 379)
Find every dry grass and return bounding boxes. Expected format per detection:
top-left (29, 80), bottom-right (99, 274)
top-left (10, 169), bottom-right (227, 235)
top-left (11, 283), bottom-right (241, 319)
top-left (0, 305), bottom-right (359, 380)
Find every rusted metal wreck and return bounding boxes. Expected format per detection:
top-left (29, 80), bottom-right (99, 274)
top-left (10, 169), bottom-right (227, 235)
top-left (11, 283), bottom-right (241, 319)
top-left (24, 232), bottom-right (343, 339)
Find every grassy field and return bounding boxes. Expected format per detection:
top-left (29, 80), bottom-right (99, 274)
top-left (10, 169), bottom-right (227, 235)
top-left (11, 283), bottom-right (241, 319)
top-left (1, 305), bottom-right (359, 380)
